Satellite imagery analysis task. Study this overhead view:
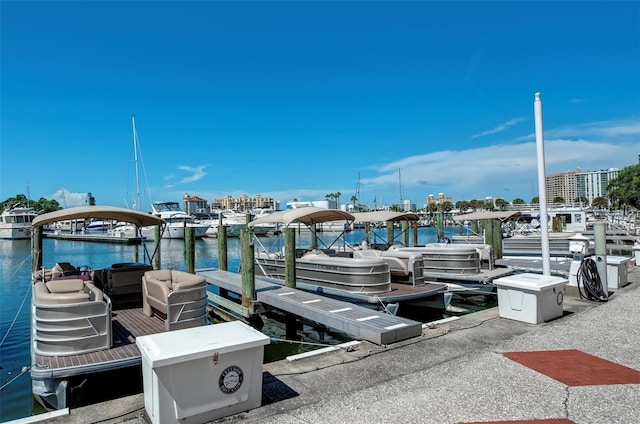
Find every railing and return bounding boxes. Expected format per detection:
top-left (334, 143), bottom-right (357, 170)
top-left (166, 285), bottom-right (209, 331)
top-left (32, 296), bottom-right (112, 356)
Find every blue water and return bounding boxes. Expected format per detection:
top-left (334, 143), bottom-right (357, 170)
top-left (0, 226), bottom-right (465, 421)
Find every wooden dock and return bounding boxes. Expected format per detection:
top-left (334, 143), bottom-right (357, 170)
top-left (197, 269), bottom-right (423, 345)
top-left (43, 231), bottom-right (142, 244)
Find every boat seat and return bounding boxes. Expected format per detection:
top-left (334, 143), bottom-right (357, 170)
top-left (34, 279), bottom-right (104, 304)
top-left (94, 263), bottom-right (153, 300)
top-left (353, 249), bottom-right (412, 276)
top-left (142, 269), bottom-right (206, 317)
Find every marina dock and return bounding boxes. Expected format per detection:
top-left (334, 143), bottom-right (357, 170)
top-left (37, 263), bottom-right (640, 424)
top-left (198, 269), bottom-right (423, 345)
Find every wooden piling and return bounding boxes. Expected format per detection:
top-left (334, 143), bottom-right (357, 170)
top-left (437, 211), bottom-right (444, 241)
top-left (284, 227), bottom-right (296, 288)
top-left (311, 223), bottom-right (318, 250)
top-left (32, 227), bottom-right (42, 271)
top-left (365, 222), bottom-right (371, 244)
top-left (240, 228), bottom-right (255, 308)
top-left (153, 226), bottom-right (161, 269)
top-left (218, 225), bottom-right (228, 271)
top-left (402, 220), bottom-right (409, 246)
top-left (386, 221), bottom-right (394, 247)
top-left (185, 226), bottom-right (195, 273)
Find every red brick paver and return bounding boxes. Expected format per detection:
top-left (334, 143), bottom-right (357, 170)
top-left (459, 419), bottom-right (574, 424)
top-left (503, 349), bottom-right (640, 386)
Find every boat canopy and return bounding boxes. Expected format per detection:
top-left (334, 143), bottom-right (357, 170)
top-left (451, 211), bottom-right (521, 222)
top-left (32, 206), bottom-right (166, 229)
top-left (248, 206), bottom-right (354, 227)
top-left (350, 211), bottom-right (420, 223)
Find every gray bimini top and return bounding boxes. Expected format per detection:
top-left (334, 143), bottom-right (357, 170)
top-left (32, 205), bottom-right (166, 229)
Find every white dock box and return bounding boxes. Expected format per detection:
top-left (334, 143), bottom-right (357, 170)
top-left (136, 321), bottom-right (270, 424)
top-left (606, 256), bottom-right (630, 289)
top-left (494, 273), bottom-right (567, 324)
top-left (632, 245), bottom-right (640, 265)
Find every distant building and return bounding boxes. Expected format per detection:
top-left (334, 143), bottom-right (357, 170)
top-left (210, 194), bottom-right (278, 212)
top-left (426, 193), bottom-right (452, 207)
top-left (183, 193), bottom-right (209, 215)
top-left (576, 168), bottom-right (619, 205)
top-left (544, 168), bottom-right (620, 205)
top-left (286, 199), bottom-right (338, 209)
top-left (545, 170), bottom-right (579, 203)
top-left (402, 199), bottom-right (416, 212)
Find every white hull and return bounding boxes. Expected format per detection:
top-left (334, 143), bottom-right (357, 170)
top-left (0, 205), bottom-right (37, 239)
top-left (161, 224), bottom-right (210, 239)
top-left (0, 225), bottom-right (32, 239)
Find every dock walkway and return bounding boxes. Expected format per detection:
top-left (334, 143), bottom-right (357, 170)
top-left (38, 264), bottom-right (640, 424)
top-left (198, 269), bottom-right (422, 345)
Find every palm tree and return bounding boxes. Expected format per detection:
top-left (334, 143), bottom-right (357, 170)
top-left (494, 198), bottom-right (508, 211)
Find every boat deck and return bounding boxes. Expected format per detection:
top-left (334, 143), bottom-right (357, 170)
top-left (31, 307), bottom-right (165, 378)
top-left (198, 269), bottom-right (423, 345)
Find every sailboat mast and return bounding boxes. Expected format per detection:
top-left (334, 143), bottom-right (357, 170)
top-left (398, 168), bottom-right (403, 204)
top-left (132, 115), bottom-right (141, 211)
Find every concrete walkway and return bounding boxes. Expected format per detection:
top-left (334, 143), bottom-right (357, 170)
top-left (37, 264), bottom-right (640, 424)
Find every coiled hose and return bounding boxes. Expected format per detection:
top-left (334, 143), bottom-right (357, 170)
top-left (577, 256), bottom-right (608, 302)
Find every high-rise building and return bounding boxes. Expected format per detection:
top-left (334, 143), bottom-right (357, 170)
top-left (576, 168), bottom-right (619, 205)
top-left (544, 168), bottom-right (620, 206)
top-left (545, 170), bottom-right (578, 203)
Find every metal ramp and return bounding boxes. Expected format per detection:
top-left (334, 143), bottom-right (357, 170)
top-left (198, 269), bottom-right (422, 345)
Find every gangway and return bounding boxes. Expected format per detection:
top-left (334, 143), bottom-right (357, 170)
top-left (198, 269), bottom-right (422, 345)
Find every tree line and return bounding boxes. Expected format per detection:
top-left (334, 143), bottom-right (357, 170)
top-left (1, 192), bottom-right (96, 214)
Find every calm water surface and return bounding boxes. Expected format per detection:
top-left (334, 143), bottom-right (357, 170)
top-left (0, 226), bottom-right (478, 421)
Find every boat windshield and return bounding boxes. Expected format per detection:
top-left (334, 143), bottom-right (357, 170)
top-left (154, 202), bottom-right (182, 213)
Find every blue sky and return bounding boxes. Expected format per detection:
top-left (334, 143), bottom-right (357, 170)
top-left (2, 1), bottom-right (639, 211)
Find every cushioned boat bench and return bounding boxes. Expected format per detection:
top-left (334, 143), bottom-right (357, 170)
top-left (93, 262), bottom-right (153, 299)
top-left (142, 269), bottom-right (206, 317)
top-left (34, 278), bottom-right (104, 304)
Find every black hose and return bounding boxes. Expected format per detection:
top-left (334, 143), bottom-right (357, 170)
top-left (577, 257), bottom-right (608, 302)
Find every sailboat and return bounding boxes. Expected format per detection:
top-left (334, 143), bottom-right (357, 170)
top-left (108, 116), bottom-right (209, 240)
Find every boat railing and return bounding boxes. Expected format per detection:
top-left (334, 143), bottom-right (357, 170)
top-left (32, 293), bottom-right (112, 356)
top-left (166, 285), bottom-right (209, 331)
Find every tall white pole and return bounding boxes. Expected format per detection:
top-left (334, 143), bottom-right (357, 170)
top-left (132, 115), bottom-right (141, 211)
top-left (534, 92), bottom-right (551, 275)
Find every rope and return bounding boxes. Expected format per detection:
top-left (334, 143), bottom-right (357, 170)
top-left (0, 366), bottom-right (30, 391)
top-left (0, 255), bottom-right (32, 347)
top-left (0, 255), bottom-right (33, 393)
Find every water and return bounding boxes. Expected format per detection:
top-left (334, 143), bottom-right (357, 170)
top-left (0, 226), bottom-right (474, 421)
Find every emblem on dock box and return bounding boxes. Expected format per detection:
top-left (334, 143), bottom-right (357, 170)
top-left (219, 365), bottom-right (244, 394)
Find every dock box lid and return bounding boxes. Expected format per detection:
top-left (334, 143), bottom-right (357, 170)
top-left (136, 321), bottom-right (270, 368)
top-left (493, 273), bottom-right (568, 292)
top-left (607, 256), bottom-right (631, 265)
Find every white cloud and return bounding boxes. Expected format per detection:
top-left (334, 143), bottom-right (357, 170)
top-left (49, 188), bottom-right (89, 208)
top-left (358, 118), bottom-right (637, 203)
top-left (163, 165), bottom-right (209, 188)
top-left (471, 118), bottom-right (526, 139)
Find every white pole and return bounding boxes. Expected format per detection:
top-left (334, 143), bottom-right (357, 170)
top-left (132, 115), bottom-right (141, 211)
top-left (534, 92), bottom-right (551, 276)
